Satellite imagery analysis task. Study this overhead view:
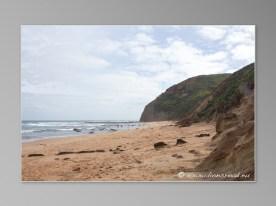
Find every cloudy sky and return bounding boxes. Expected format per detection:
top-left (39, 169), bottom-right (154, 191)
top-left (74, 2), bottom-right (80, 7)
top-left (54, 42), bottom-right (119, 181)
top-left (21, 25), bottom-right (255, 120)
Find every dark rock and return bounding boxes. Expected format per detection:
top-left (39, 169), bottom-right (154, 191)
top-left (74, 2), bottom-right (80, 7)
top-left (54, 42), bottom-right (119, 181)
top-left (154, 142), bottom-right (168, 150)
top-left (110, 129), bottom-right (117, 131)
top-left (89, 131), bottom-right (94, 134)
top-left (63, 158), bottom-right (70, 160)
top-left (179, 120), bottom-right (192, 127)
top-left (172, 154), bottom-right (178, 158)
top-left (72, 167), bottom-right (81, 172)
top-left (172, 154), bottom-right (183, 158)
top-left (73, 128), bottom-right (82, 132)
top-left (95, 149), bottom-right (105, 152)
top-left (113, 151), bottom-right (120, 154)
top-left (77, 150), bottom-right (95, 154)
top-left (28, 153), bottom-right (44, 157)
top-left (195, 133), bottom-right (210, 137)
top-left (135, 160), bottom-right (142, 164)
top-left (176, 138), bottom-right (187, 145)
top-left (56, 151), bottom-right (75, 155)
top-left (189, 150), bottom-right (200, 155)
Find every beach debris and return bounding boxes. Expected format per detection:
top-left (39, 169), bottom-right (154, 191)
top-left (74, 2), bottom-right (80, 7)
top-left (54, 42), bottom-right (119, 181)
top-left (113, 151), bottom-right (120, 154)
top-left (77, 150), bottom-right (95, 154)
top-left (172, 154), bottom-right (183, 159)
top-left (111, 147), bottom-right (124, 154)
top-left (72, 167), bottom-right (81, 172)
top-left (56, 151), bottom-right (75, 155)
top-left (95, 149), bottom-right (105, 153)
top-left (28, 153), bottom-right (44, 157)
top-left (135, 159), bottom-right (142, 164)
top-left (176, 138), bottom-right (187, 145)
top-left (154, 141), bottom-right (168, 150)
top-left (178, 119), bottom-right (192, 127)
top-left (195, 133), bottom-right (210, 137)
top-left (57, 149), bottom-right (105, 155)
top-left (189, 150), bottom-right (200, 155)
top-left (73, 128), bottom-right (82, 132)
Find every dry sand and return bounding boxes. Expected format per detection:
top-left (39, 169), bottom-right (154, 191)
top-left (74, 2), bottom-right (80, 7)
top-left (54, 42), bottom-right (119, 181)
top-left (22, 121), bottom-right (216, 181)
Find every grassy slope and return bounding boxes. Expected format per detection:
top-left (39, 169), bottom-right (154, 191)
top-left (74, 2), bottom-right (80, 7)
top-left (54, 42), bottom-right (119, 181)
top-left (196, 63), bottom-right (254, 120)
top-left (140, 73), bottom-right (230, 121)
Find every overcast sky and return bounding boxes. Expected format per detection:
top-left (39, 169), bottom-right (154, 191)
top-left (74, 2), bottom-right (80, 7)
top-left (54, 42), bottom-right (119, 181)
top-left (21, 25), bottom-right (255, 121)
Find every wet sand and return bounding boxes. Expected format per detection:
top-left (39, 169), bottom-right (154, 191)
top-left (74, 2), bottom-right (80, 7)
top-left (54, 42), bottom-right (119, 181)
top-left (22, 121), bottom-right (216, 181)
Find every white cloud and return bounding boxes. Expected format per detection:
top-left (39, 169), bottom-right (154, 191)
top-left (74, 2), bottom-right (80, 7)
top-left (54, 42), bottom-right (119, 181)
top-left (137, 26), bottom-right (154, 33)
top-left (230, 44), bottom-right (255, 62)
top-left (21, 25), bottom-right (255, 120)
top-left (222, 25), bottom-right (255, 62)
top-left (198, 26), bottom-right (227, 41)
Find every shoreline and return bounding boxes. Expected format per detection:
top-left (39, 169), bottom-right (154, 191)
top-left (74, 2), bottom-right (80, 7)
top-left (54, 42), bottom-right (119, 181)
top-left (22, 121), bottom-right (216, 181)
top-left (21, 121), bottom-right (159, 143)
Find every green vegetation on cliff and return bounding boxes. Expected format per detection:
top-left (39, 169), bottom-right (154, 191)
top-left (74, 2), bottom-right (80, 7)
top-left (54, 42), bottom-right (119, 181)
top-left (196, 63), bottom-right (254, 120)
top-left (140, 73), bottom-right (230, 122)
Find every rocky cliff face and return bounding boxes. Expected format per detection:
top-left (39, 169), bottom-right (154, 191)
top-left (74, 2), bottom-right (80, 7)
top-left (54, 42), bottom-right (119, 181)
top-left (197, 64), bottom-right (255, 180)
top-left (140, 62), bottom-right (255, 180)
top-left (196, 91), bottom-right (254, 180)
top-left (140, 74), bottom-right (230, 122)
top-left (177, 63), bottom-right (254, 124)
top-left (190, 63), bottom-right (255, 180)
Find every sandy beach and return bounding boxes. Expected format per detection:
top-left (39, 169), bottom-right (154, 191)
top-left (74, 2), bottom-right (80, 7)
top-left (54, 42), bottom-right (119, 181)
top-left (22, 121), bottom-right (216, 181)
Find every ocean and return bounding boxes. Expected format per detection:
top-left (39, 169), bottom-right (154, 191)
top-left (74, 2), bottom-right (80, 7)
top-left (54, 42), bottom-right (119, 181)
top-left (22, 120), bottom-right (144, 141)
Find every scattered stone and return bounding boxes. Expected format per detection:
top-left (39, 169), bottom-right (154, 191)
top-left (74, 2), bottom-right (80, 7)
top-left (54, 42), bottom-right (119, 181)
top-left (189, 150), bottom-right (200, 155)
top-left (73, 128), bottom-right (82, 132)
top-left (56, 151), bottom-right (75, 155)
top-left (63, 158), bottom-right (70, 160)
top-left (135, 160), bottom-right (142, 164)
top-left (77, 150), bottom-right (95, 154)
top-left (154, 142), bottom-right (168, 150)
top-left (28, 153), bottom-right (44, 157)
top-left (172, 154), bottom-right (183, 158)
top-left (72, 167), bottom-right (81, 172)
top-left (178, 119), bottom-right (192, 127)
top-left (196, 133), bottom-right (210, 137)
top-left (110, 146), bottom-right (125, 154)
top-left (113, 151), bottom-right (120, 154)
top-left (95, 149), bottom-right (105, 153)
top-left (176, 138), bottom-right (187, 145)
